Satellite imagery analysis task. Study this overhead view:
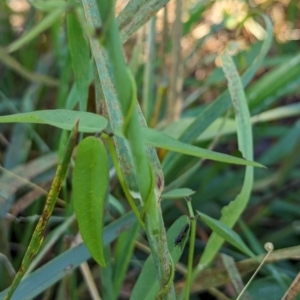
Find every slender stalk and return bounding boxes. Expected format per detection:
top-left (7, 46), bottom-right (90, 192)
top-left (104, 134), bottom-right (145, 229)
top-left (183, 199), bottom-right (196, 300)
top-left (142, 17), bottom-right (156, 123)
top-left (5, 122), bottom-right (78, 300)
top-left (166, 0), bottom-right (183, 122)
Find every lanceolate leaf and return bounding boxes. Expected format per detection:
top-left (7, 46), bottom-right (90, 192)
top-left (122, 127), bottom-right (263, 168)
top-left (72, 137), bottom-right (109, 267)
top-left (0, 110), bottom-right (107, 133)
top-left (162, 188), bottom-right (195, 199)
top-left (198, 211), bottom-right (255, 258)
top-left (199, 52), bottom-right (254, 266)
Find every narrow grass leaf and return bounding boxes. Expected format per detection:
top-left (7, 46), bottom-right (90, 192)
top-left (162, 188), bottom-right (195, 199)
top-left (112, 223), bottom-right (140, 300)
top-left (100, 246), bottom-right (114, 299)
top-left (118, 0), bottom-right (170, 43)
top-left (251, 102), bottom-right (300, 123)
top-left (0, 109), bottom-right (107, 132)
top-left (72, 137), bottom-right (109, 267)
top-left (139, 127), bottom-right (263, 168)
top-left (198, 211), bottom-right (255, 258)
top-left (0, 212), bottom-right (136, 300)
top-left (164, 102), bottom-right (300, 143)
top-left (0, 153), bottom-right (57, 218)
top-left (4, 121), bottom-right (79, 300)
top-left (247, 52), bottom-right (300, 109)
top-left (163, 15), bottom-right (272, 177)
top-left (30, 0), bottom-right (69, 12)
top-left (0, 46), bottom-right (58, 86)
top-left (131, 216), bottom-right (190, 300)
top-left (199, 52), bottom-right (254, 266)
top-left (67, 7), bottom-right (90, 110)
top-left (7, 9), bottom-right (64, 53)
top-left (220, 254), bottom-right (251, 300)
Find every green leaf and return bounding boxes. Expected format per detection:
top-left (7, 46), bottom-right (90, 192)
top-left (131, 216), bottom-right (190, 300)
top-left (198, 211), bottom-right (255, 258)
top-left (199, 51), bottom-right (254, 266)
top-left (118, 0), bottom-right (170, 43)
top-left (72, 137), bottom-right (109, 267)
top-left (0, 46), bottom-right (58, 86)
top-left (7, 9), bottom-right (64, 53)
top-left (112, 223), bottom-right (140, 300)
top-left (247, 52), bottom-right (300, 109)
top-left (162, 188), bottom-right (195, 199)
top-left (163, 102), bottom-right (300, 144)
top-left (139, 127), bottom-right (263, 168)
top-left (29, 0), bottom-right (69, 12)
top-left (0, 109), bottom-right (107, 132)
top-left (0, 212), bottom-right (136, 300)
top-left (162, 15), bottom-right (273, 177)
top-left (67, 8), bottom-right (90, 111)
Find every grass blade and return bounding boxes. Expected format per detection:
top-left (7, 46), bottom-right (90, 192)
top-left (163, 15), bottom-right (273, 177)
top-left (138, 127), bottom-right (263, 167)
top-left (199, 51), bottom-right (254, 266)
top-left (0, 109), bottom-right (107, 132)
top-left (118, 0), bottom-right (170, 43)
top-left (162, 188), bottom-right (195, 199)
top-left (197, 211), bottom-right (255, 258)
top-left (0, 212), bottom-right (136, 300)
top-left (112, 223), bottom-right (140, 300)
top-left (7, 9), bottom-right (64, 53)
top-left (0, 47), bottom-right (58, 86)
top-left (131, 216), bottom-right (190, 300)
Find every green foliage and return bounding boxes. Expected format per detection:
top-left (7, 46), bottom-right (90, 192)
top-left (72, 137), bottom-right (109, 267)
top-left (0, 109), bottom-right (107, 132)
top-left (1, 0), bottom-right (300, 300)
top-left (197, 211), bottom-right (255, 258)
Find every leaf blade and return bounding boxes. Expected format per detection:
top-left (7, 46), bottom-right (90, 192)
top-left (0, 110), bottom-right (107, 133)
top-left (198, 211), bottom-right (255, 258)
top-left (72, 137), bottom-right (109, 267)
top-left (199, 51), bottom-right (254, 266)
top-left (140, 127), bottom-right (263, 168)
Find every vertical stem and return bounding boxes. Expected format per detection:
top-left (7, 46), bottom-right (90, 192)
top-left (142, 17), bottom-right (156, 123)
top-left (183, 199), bottom-right (196, 300)
top-left (167, 0), bottom-right (183, 122)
